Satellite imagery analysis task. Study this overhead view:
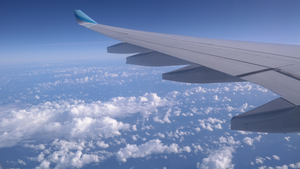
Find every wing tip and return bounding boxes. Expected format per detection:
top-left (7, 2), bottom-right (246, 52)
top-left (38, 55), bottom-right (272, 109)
top-left (73, 10), bottom-right (98, 24)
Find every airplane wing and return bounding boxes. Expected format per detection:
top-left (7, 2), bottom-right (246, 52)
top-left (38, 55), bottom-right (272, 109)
top-left (73, 10), bottom-right (300, 133)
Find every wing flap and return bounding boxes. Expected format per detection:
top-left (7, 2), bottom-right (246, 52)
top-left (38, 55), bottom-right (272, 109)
top-left (126, 52), bottom-right (191, 66)
top-left (107, 42), bottom-right (152, 54)
top-left (163, 64), bottom-right (245, 83)
top-left (231, 97), bottom-right (300, 133)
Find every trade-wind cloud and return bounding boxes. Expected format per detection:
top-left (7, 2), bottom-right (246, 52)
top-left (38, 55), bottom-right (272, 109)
top-left (0, 93), bottom-right (174, 148)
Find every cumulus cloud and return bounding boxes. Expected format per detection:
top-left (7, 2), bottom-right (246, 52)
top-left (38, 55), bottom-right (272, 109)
top-left (96, 141), bottom-right (109, 148)
top-left (116, 139), bottom-right (190, 162)
top-left (255, 157), bottom-right (264, 164)
top-left (243, 135), bottom-right (262, 146)
top-left (18, 159), bottom-right (26, 165)
top-left (156, 132), bottom-right (165, 138)
top-left (0, 93), bottom-right (173, 148)
top-left (284, 136), bottom-right (290, 142)
top-left (219, 136), bottom-right (240, 146)
top-left (289, 162), bottom-right (300, 168)
top-left (198, 118), bottom-right (225, 131)
top-left (197, 146), bottom-right (235, 169)
top-left (275, 165), bottom-right (288, 169)
top-left (23, 143), bottom-right (46, 150)
top-left (132, 125), bottom-right (137, 131)
top-left (236, 103), bottom-right (248, 112)
top-left (192, 144), bottom-right (203, 153)
top-left (213, 95), bottom-right (219, 101)
top-left (273, 155), bottom-right (280, 160)
top-left (30, 139), bottom-right (113, 169)
top-left (183, 86), bottom-right (206, 97)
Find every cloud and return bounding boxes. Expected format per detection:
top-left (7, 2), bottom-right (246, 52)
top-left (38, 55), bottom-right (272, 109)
top-left (243, 135), bottom-right (261, 146)
top-left (255, 157), bottom-right (264, 164)
top-left (284, 136), bottom-right (290, 142)
top-left (273, 155), bottom-right (280, 160)
top-left (132, 125), bottom-right (137, 131)
top-left (18, 159), bottom-right (26, 165)
top-left (192, 144), bottom-right (203, 153)
top-left (198, 118), bottom-right (225, 131)
top-left (218, 136), bottom-right (240, 146)
top-left (156, 132), bottom-right (165, 138)
top-left (96, 141), bottom-right (109, 148)
top-left (30, 139), bottom-right (113, 169)
top-left (116, 139), bottom-right (190, 162)
top-left (275, 165), bottom-right (288, 169)
top-left (24, 143), bottom-right (46, 150)
top-left (289, 162), bottom-right (300, 168)
top-left (213, 95), bottom-right (219, 101)
top-left (183, 86), bottom-right (206, 97)
top-left (197, 146), bottom-right (235, 169)
top-left (0, 93), bottom-right (174, 148)
top-left (236, 103), bottom-right (248, 112)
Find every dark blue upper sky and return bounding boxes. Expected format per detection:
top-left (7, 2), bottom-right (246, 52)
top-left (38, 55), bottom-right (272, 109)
top-left (1, 0), bottom-right (299, 64)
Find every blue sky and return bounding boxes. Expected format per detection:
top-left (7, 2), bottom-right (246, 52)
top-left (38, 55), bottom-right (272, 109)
top-left (0, 0), bottom-right (299, 65)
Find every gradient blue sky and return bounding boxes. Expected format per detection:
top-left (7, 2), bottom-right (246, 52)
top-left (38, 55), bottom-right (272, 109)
top-left (0, 0), bottom-right (299, 65)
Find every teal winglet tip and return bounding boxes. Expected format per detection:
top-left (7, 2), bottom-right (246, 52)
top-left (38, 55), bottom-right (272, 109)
top-left (73, 10), bottom-right (97, 24)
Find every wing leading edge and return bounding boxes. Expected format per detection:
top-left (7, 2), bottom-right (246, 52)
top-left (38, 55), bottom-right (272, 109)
top-left (73, 10), bottom-right (300, 133)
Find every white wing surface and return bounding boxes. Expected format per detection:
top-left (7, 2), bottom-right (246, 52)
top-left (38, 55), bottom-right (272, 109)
top-left (73, 10), bottom-right (300, 133)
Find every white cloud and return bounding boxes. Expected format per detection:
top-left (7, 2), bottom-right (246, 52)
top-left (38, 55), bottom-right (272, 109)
top-left (197, 146), bottom-right (235, 169)
top-left (243, 135), bottom-right (261, 146)
top-left (163, 109), bottom-right (172, 123)
top-left (226, 105), bottom-right (235, 112)
top-left (30, 139), bottom-right (112, 169)
top-left (182, 146), bottom-right (191, 153)
top-left (255, 157), bottom-right (264, 164)
top-left (192, 144), bottom-right (203, 153)
top-left (116, 139), bottom-right (190, 162)
top-left (194, 127), bottom-right (201, 132)
top-left (132, 125), bottom-right (137, 131)
top-left (183, 86), bottom-right (206, 97)
top-left (24, 143), bottom-right (46, 150)
top-left (218, 136), bottom-right (240, 145)
top-left (284, 136), bottom-right (290, 142)
top-left (236, 103), bottom-right (248, 112)
top-left (0, 93), bottom-right (173, 148)
top-left (153, 116), bottom-right (164, 123)
top-left (237, 131), bottom-right (252, 135)
top-left (132, 135), bottom-right (138, 141)
top-left (289, 162), bottom-right (300, 168)
top-left (18, 159), bottom-right (26, 165)
top-left (213, 95), bottom-right (219, 101)
top-left (273, 155), bottom-right (280, 160)
top-left (204, 107), bottom-right (214, 114)
top-left (96, 141), bottom-right (109, 148)
top-left (275, 165), bottom-right (288, 169)
top-left (157, 132), bottom-right (165, 138)
top-left (36, 160), bottom-right (51, 169)
top-left (198, 118), bottom-right (225, 131)
top-left (214, 123), bottom-right (223, 129)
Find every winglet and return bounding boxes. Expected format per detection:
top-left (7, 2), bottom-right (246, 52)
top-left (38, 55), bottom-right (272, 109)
top-left (73, 10), bottom-right (97, 27)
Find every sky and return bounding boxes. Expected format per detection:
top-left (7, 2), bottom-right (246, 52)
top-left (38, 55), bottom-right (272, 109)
top-left (0, 0), bottom-right (299, 65)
